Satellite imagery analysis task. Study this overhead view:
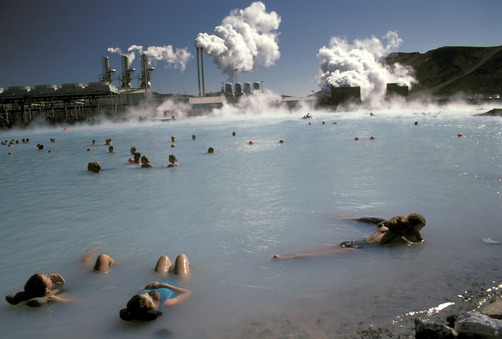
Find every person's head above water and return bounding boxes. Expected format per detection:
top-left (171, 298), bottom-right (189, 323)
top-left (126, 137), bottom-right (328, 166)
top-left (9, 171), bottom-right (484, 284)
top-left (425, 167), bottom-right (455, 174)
top-left (407, 213), bottom-right (426, 229)
top-left (383, 213), bottom-right (426, 235)
top-left (6, 272), bottom-right (65, 305)
top-left (120, 293), bottom-right (162, 321)
top-left (24, 274), bottom-right (52, 299)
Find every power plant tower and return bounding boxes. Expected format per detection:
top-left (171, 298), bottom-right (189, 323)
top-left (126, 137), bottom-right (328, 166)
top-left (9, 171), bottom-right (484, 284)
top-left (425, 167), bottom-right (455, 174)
top-left (121, 56), bottom-right (135, 89)
top-left (140, 54), bottom-right (154, 89)
top-left (196, 47), bottom-right (206, 97)
top-left (101, 57), bottom-right (116, 83)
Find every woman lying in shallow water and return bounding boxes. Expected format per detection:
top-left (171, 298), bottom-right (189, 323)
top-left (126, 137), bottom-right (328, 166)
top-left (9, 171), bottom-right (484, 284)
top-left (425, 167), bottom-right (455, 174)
top-left (120, 253), bottom-right (191, 321)
top-left (5, 273), bottom-right (66, 307)
top-left (5, 246), bottom-right (115, 307)
top-left (119, 281), bottom-right (192, 321)
top-left (273, 213), bottom-right (426, 260)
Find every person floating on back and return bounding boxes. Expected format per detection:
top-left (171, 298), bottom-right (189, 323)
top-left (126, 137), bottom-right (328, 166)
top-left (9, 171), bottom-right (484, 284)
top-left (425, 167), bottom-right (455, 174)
top-left (5, 273), bottom-right (65, 307)
top-left (119, 254), bottom-right (191, 321)
top-left (273, 213), bottom-right (426, 260)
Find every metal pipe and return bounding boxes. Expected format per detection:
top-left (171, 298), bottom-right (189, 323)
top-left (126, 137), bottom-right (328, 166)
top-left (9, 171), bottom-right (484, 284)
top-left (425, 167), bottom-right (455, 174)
top-left (196, 47), bottom-right (202, 97)
top-left (201, 48), bottom-right (205, 97)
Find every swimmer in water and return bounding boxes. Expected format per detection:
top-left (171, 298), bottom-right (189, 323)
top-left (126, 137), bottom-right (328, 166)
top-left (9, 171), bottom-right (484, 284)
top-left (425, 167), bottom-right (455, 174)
top-left (5, 273), bottom-right (65, 307)
top-left (133, 152), bottom-right (141, 164)
top-left (141, 155), bottom-right (153, 168)
top-left (273, 213), bottom-right (426, 260)
top-left (119, 282), bottom-right (192, 321)
top-left (167, 154), bottom-right (179, 167)
top-left (119, 254), bottom-right (191, 321)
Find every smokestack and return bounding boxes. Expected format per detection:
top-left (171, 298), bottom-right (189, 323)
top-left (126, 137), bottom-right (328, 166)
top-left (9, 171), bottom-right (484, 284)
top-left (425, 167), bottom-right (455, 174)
top-left (121, 56), bottom-right (135, 89)
top-left (200, 48), bottom-right (206, 96)
top-left (101, 57), bottom-right (116, 83)
top-left (140, 54), bottom-right (154, 89)
top-left (196, 47), bottom-right (202, 97)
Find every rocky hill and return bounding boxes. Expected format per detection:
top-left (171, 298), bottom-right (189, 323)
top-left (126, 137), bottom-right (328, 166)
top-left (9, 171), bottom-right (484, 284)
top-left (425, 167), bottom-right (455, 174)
top-left (386, 46), bottom-right (502, 98)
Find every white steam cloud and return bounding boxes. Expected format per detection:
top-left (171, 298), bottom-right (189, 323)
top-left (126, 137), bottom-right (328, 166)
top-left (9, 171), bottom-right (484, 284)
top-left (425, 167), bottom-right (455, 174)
top-left (107, 47), bottom-right (136, 65)
top-left (194, 1), bottom-right (281, 75)
top-left (317, 31), bottom-right (416, 102)
top-left (107, 44), bottom-right (192, 71)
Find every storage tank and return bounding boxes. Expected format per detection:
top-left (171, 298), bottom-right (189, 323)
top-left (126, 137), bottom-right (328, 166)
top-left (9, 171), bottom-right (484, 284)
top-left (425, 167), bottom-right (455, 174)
top-left (234, 83), bottom-right (242, 96)
top-left (225, 83), bottom-right (233, 94)
top-left (243, 82), bottom-right (251, 95)
top-left (253, 82), bottom-right (260, 92)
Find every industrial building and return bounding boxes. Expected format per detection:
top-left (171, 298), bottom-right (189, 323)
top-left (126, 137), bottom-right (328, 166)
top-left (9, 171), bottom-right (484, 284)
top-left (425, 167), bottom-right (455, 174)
top-left (386, 83), bottom-right (409, 98)
top-left (330, 86), bottom-right (362, 106)
top-left (0, 54), bottom-right (157, 127)
top-left (0, 50), bottom-right (273, 127)
top-left (0, 83), bottom-right (121, 127)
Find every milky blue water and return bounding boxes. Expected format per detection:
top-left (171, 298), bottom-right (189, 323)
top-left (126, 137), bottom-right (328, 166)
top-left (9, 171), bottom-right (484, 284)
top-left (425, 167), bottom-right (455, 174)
top-left (1, 108), bottom-right (501, 338)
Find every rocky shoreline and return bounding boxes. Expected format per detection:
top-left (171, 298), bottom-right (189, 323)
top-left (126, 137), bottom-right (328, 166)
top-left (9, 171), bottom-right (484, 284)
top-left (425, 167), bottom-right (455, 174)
top-left (229, 280), bottom-right (502, 339)
top-left (352, 280), bottom-right (502, 338)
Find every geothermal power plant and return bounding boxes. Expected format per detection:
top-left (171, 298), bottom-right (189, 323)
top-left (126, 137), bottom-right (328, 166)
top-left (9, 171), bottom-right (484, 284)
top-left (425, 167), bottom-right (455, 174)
top-left (0, 51), bottom-right (407, 127)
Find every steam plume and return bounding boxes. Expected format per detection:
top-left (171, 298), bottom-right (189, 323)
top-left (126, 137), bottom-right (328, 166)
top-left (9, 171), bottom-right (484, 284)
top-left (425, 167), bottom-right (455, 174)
top-left (317, 31), bottom-right (415, 102)
top-left (194, 2), bottom-right (281, 75)
top-left (107, 47), bottom-right (136, 65)
top-left (108, 44), bottom-right (192, 71)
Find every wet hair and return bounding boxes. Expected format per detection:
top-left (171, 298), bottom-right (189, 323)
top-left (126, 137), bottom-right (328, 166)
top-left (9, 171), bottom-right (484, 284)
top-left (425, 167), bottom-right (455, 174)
top-left (24, 274), bottom-right (50, 299)
top-left (120, 294), bottom-right (162, 321)
top-left (407, 213), bottom-right (426, 228)
top-left (385, 216), bottom-right (410, 235)
top-left (6, 274), bottom-right (64, 305)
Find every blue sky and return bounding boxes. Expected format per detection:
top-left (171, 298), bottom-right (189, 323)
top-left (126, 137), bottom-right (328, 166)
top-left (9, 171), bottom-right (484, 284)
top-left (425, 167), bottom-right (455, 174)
top-left (0, 0), bottom-right (500, 97)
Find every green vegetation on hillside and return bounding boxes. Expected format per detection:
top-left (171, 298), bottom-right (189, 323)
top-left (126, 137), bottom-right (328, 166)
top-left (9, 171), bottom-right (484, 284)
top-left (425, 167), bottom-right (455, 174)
top-left (386, 46), bottom-right (502, 97)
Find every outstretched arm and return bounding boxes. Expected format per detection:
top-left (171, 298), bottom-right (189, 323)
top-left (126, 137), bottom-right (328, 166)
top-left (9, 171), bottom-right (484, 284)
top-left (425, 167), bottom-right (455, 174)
top-left (341, 216), bottom-right (386, 225)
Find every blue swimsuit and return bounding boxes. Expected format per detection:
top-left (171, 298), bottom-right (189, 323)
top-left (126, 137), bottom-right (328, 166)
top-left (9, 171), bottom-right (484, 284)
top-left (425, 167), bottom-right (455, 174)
top-left (137, 288), bottom-right (176, 306)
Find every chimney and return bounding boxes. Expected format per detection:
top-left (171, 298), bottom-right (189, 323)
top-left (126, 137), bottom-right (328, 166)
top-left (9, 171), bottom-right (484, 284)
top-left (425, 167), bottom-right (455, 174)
top-left (121, 56), bottom-right (135, 88)
top-left (140, 54), bottom-right (154, 89)
top-left (101, 57), bottom-right (115, 83)
top-left (200, 48), bottom-right (206, 96)
top-left (196, 47), bottom-right (202, 97)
